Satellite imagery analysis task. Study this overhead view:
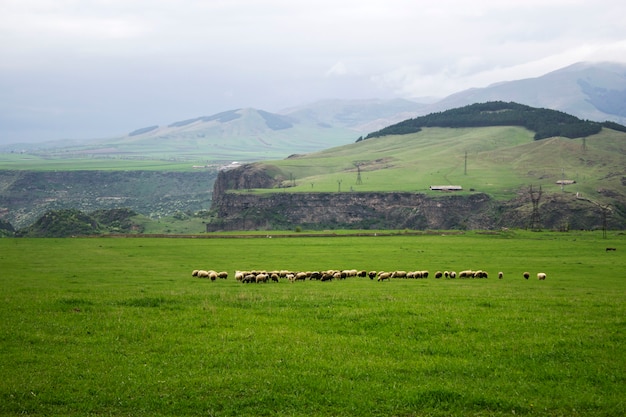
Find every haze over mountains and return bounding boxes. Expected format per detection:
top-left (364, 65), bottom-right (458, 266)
top-left (3, 61), bottom-right (625, 161)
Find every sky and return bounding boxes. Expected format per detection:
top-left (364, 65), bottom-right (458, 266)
top-left (1, 0), bottom-right (626, 144)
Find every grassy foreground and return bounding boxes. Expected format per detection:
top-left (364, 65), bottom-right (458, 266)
top-left (1, 230), bottom-right (625, 416)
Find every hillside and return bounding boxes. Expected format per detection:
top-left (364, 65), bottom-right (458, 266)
top-left (0, 170), bottom-right (216, 229)
top-left (207, 103), bottom-right (626, 230)
top-left (363, 101), bottom-right (622, 140)
top-left (424, 61), bottom-right (626, 125)
top-left (3, 102), bottom-right (423, 163)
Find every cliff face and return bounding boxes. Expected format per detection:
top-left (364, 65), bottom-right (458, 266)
top-left (209, 165), bottom-right (626, 231)
top-left (208, 191), bottom-right (500, 231)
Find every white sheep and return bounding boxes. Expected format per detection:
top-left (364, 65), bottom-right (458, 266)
top-left (537, 272), bottom-right (547, 280)
top-left (377, 272), bottom-right (391, 281)
top-left (498, 271), bottom-right (503, 279)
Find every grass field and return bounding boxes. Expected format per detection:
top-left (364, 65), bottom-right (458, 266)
top-left (1, 230), bottom-right (625, 416)
top-left (251, 127), bottom-right (626, 202)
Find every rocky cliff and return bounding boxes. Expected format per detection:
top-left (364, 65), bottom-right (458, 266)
top-left (208, 167), bottom-right (625, 231)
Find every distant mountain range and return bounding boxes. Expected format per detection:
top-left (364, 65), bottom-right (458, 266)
top-left (3, 61), bottom-right (625, 161)
top-left (422, 61), bottom-right (626, 124)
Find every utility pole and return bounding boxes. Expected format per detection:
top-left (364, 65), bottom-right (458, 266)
top-left (337, 179), bottom-right (342, 192)
top-left (528, 184), bottom-right (543, 231)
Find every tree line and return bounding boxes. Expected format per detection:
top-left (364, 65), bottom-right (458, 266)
top-left (360, 101), bottom-right (625, 141)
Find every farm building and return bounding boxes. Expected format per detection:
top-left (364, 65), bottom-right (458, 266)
top-left (429, 185), bottom-right (463, 191)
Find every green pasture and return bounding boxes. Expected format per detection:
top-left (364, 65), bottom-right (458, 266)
top-left (252, 127), bottom-right (626, 201)
top-left (0, 153), bottom-right (210, 171)
top-left (1, 230), bottom-right (625, 416)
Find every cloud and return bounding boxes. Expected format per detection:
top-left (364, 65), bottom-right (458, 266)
top-left (1, 0), bottom-right (626, 142)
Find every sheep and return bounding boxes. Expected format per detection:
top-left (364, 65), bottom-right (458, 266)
top-left (444, 271), bottom-right (450, 278)
top-left (434, 271), bottom-right (443, 279)
top-left (357, 270), bottom-right (367, 278)
top-left (255, 273), bottom-right (268, 283)
top-left (473, 270), bottom-right (488, 279)
top-left (208, 270), bottom-right (218, 281)
top-left (498, 271), bottom-right (503, 279)
top-left (377, 272), bottom-right (391, 281)
top-left (320, 272), bottom-right (334, 281)
top-left (192, 269), bottom-right (199, 277)
top-left (294, 272), bottom-right (307, 281)
top-left (449, 271), bottom-right (456, 279)
top-left (537, 272), bottom-right (547, 280)
top-left (420, 271), bottom-right (429, 278)
top-left (270, 273), bottom-right (279, 282)
top-left (368, 271), bottom-right (377, 279)
top-left (235, 271), bottom-right (244, 281)
top-left (391, 270), bottom-right (407, 278)
top-left (523, 271), bottom-right (530, 280)
top-left (459, 270), bottom-right (474, 278)
top-left (218, 271), bottom-right (228, 279)
top-left (197, 270), bottom-right (209, 278)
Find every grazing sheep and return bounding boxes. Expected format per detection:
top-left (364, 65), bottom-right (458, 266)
top-left (368, 271), bottom-right (377, 279)
top-left (270, 273), bottom-right (279, 282)
top-left (421, 271), bottom-right (429, 278)
top-left (459, 270), bottom-right (473, 278)
top-left (523, 272), bottom-right (530, 279)
top-left (435, 271), bottom-right (443, 279)
top-left (498, 271), bottom-right (503, 279)
top-left (197, 270), bottom-right (209, 278)
top-left (192, 270), bottom-right (199, 277)
top-left (218, 271), bottom-right (228, 279)
top-left (320, 272), bottom-right (334, 282)
top-left (473, 270), bottom-right (488, 279)
top-left (537, 272), bottom-right (547, 280)
top-left (255, 273), bottom-right (268, 283)
top-left (392, 271), bottom-right (407, 278)
top-left (242, 274), bottom-right (255, 283)
top-left (377, 272), bottom-right (391, 281)
top-left (295, 272), bottom-right (307, 281)
top-left (449, 271), bottom-right (456, 279)
top-left (235, 271), bottom-right (244, 281)
top-left (444, 271), bottom-right (450, 278)
top-left (208, 271), bottom-right (218, 281)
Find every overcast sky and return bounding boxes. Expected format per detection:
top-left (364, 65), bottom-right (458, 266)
top-left (2, 0), bottom-right (626, 143)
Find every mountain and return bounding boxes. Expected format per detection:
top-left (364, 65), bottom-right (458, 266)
top-left (421, 62), bottom-right (626, 125)
top-left (5, 101), bottom-right (425, 162)
top-left (2, 62), bottom-right (625, 163)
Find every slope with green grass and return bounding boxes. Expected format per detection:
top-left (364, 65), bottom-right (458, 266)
top-left (210, 124), bottom-right (626, 230)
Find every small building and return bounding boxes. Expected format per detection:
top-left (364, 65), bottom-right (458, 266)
top-left (429, 185), bottom-right (463, 191)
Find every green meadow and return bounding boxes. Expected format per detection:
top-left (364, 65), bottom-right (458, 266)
top-left (1, 230), bottom-right (625, 416)
top-left (253, 127), bottom-right (626, 201)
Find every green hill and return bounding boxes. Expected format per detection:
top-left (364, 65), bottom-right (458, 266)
top-left (242, 125), bottom-right (624, 203)
top-left (362, 101), bottom-right (621, 140)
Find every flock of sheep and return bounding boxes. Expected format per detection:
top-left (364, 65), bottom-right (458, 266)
top-left (192, 269), bottom-right (547, 282)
